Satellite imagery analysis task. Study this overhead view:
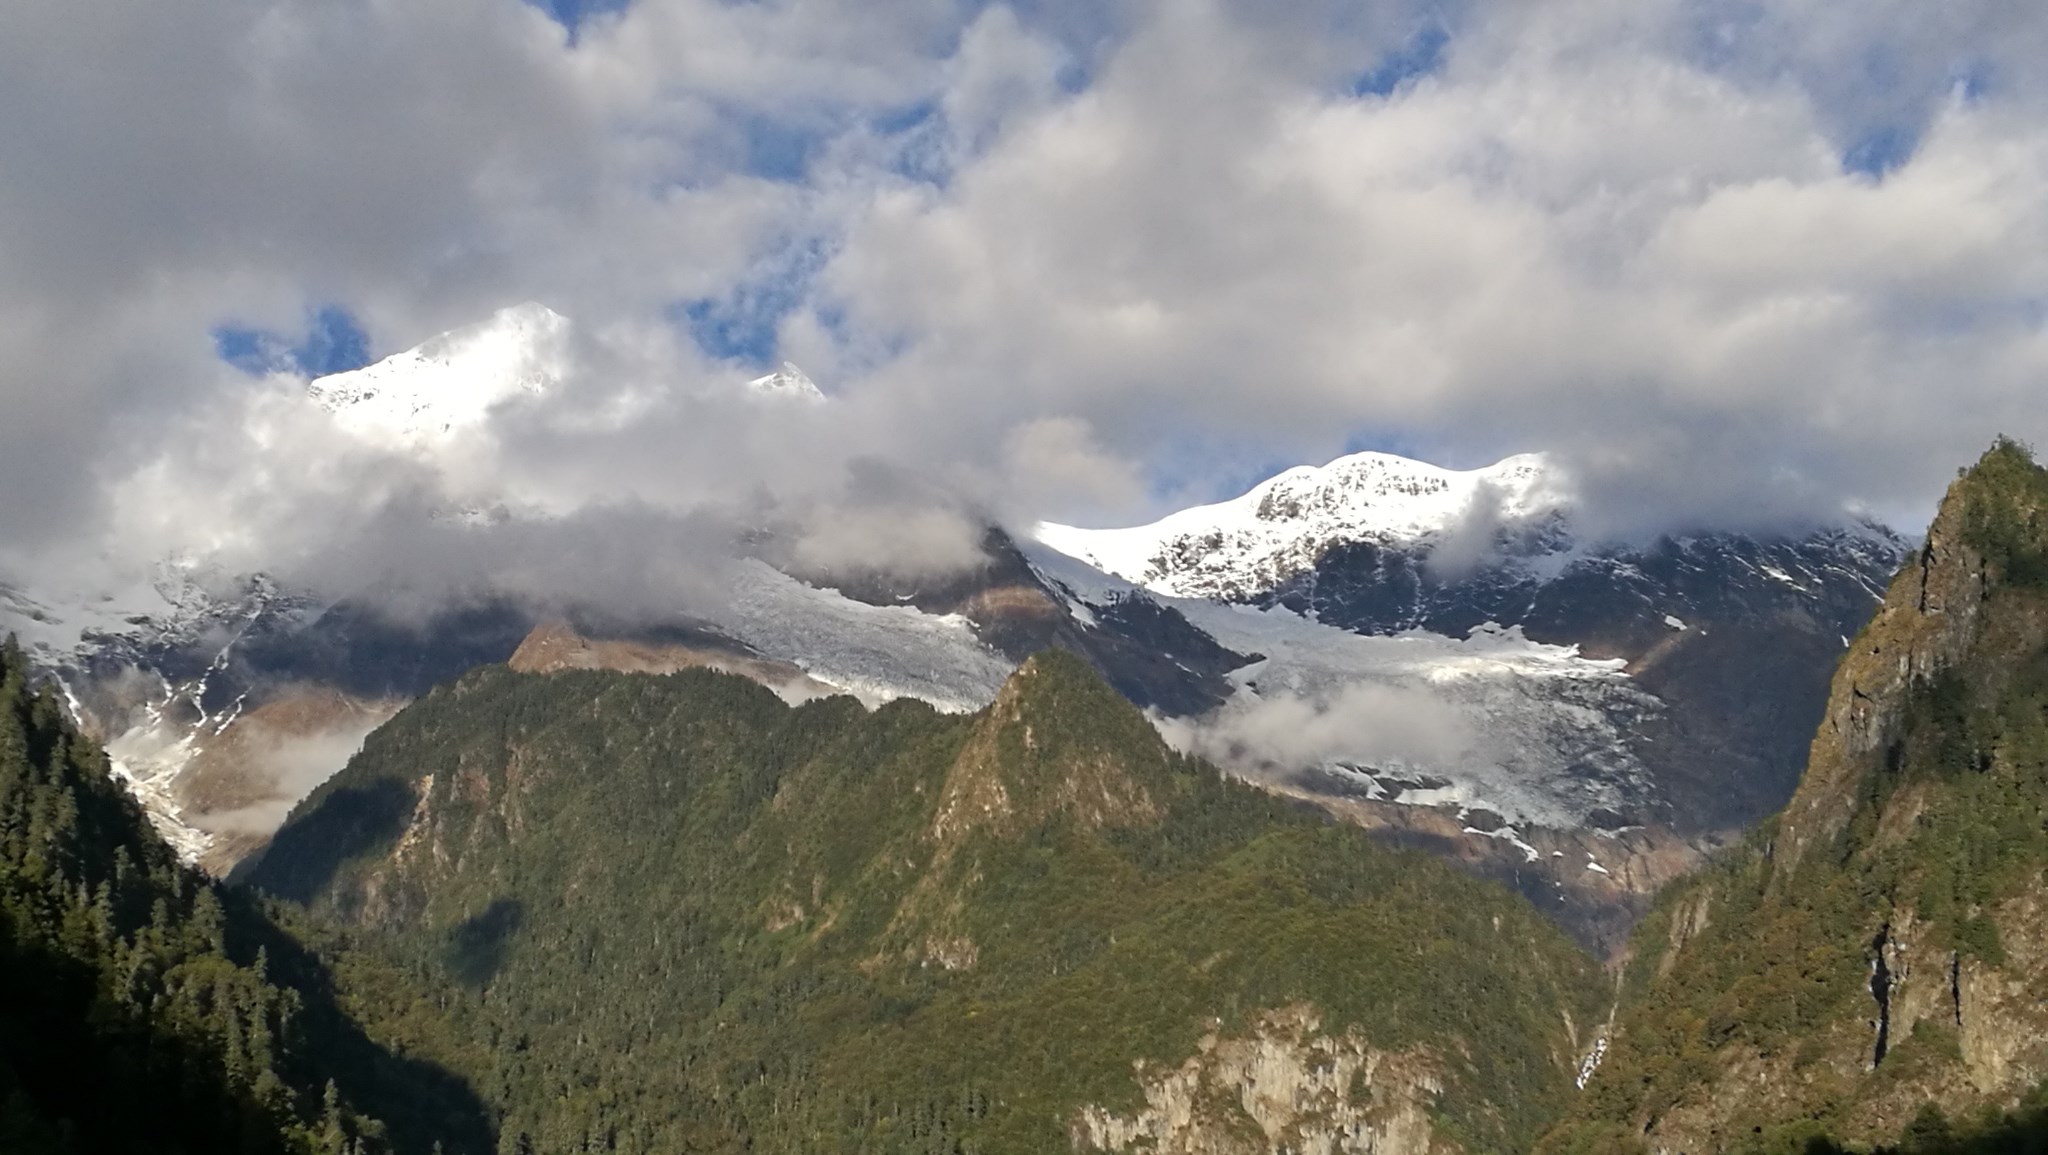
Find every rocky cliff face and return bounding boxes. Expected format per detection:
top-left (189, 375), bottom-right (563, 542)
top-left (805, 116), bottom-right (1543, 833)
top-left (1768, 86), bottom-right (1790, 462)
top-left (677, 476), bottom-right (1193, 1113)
top-left (1545, 441), bottom-right (2048, 1153)
top-left (1775, 490), bottom-right (2008, 871)
top-left (1074, 1006), bottom-right (1449, 1155)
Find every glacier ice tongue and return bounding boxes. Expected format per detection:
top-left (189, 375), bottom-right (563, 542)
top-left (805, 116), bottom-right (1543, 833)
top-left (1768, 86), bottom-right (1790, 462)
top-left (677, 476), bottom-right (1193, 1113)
top-left (694, 561), bottom-right (1012, 712)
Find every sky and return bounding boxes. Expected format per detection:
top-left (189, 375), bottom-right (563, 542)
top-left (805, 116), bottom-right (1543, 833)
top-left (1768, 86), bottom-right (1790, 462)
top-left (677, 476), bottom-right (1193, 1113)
top-left (5, 0), bottom-right (2048, 598)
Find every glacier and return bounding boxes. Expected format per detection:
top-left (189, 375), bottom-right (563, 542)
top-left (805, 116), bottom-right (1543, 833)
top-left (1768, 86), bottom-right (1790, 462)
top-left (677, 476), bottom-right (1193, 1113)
top-left (1022, 541), bottom-right (1660, 832)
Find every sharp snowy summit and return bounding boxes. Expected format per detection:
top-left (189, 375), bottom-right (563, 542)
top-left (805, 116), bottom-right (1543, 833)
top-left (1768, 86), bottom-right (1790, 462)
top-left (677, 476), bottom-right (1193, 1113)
top-left (745, 361), bottom-right (826, 404)
top-left (1037, 451), bottom-right (1567, 600)
top-left (302, 307), bottom-right (825, 453)
top-left (1034, 445), bottom-right (1902, 842)
top-left (305, 302), bottom-right (572, 448)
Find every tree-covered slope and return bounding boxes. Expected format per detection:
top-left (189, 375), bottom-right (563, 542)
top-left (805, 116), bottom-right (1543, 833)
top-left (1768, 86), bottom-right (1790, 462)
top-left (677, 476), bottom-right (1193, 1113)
top-left (1543, 440), bottom-right (2048, 1154)
top-left (0, 635), bottom-right (491, 1154)
top-left (251, 648), bottom-right (1608, 1154)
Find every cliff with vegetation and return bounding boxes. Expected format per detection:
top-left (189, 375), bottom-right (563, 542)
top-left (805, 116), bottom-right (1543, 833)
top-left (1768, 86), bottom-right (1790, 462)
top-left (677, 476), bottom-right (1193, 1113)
top-left (252, 648), bottom-right (1607, 1154)
top-left (1542, 440), bottom-right (2048, 1153)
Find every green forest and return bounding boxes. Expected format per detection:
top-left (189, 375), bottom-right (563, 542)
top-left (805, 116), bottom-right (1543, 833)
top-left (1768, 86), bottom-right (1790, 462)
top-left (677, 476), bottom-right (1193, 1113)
top-left (249, 649), bottom-right (1606, 1153)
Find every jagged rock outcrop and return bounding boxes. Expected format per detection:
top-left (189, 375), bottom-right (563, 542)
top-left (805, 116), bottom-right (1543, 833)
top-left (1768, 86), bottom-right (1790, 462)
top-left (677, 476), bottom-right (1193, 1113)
top-left (1074, 1006), bottom-right (1448, 1155)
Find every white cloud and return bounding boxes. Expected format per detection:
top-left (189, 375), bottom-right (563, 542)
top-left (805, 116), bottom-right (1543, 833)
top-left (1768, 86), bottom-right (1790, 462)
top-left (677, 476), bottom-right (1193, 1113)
top-left (1155, 681), bottom-right (1494, 782)
top-left (6, 0), bottom-right (2048, 597)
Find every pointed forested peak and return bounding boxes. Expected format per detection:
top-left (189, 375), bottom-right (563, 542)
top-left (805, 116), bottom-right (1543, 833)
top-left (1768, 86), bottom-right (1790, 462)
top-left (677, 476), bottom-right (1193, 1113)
top-left (931, 647), bottom-right (1175, 847)
top-left (999, 644), bottom-right (1124, 707)
top-left (988, 645), bottom-right (1172, 766)
top-left (1779, 438), bottom-right (2048, 870)
top-left (252, 617), bottom-right (1604, 1153)
top-left (1955, 435), bottom-right (2048, 585)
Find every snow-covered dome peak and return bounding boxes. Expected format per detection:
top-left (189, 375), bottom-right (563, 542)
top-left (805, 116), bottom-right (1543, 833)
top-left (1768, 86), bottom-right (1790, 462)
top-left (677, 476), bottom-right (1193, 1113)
top-left (306, 302), bottom-right (572, 447)
top-left (1034, 450), bottom-right (1568, 600)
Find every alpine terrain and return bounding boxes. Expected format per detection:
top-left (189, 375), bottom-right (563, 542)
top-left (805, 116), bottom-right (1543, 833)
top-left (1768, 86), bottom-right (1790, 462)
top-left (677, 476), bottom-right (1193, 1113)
top-left (249, 647), bottom-right (1609, 1154)
top-left (1034, 451), bottom-right (1905, 945)
top-left (2, 443), bottom-right (2040, 1155)
top-left (1, 306), bottom-right (1903, 954)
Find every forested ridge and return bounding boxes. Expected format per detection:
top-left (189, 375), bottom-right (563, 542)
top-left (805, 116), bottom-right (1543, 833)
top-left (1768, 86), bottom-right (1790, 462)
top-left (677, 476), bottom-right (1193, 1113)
top-left (251, 648), bottom-right (1609, 1154)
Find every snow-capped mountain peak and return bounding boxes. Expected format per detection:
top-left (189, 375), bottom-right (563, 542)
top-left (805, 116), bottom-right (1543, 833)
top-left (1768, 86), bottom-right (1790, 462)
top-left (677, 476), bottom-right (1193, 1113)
top-left (1035, 450), bottom-right (1567, 600)
top-left (305, 301), bottom-right (571, 447)
top-left (745, 361), bottom-right (826, 403)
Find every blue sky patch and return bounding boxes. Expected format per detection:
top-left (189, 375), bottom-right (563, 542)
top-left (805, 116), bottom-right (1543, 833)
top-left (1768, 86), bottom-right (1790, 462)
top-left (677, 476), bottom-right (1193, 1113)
top-left (872, 99), bottom-right (953, 187)
top-left (997, 0), bottom-right (1115, 93)
top-left (213, 305), bottom-right (372, 378)
top-left (1842, 124), bottom-right (1916, 178)
top-left (675, 297), bottom-right (780, 366)
top-left (737, 112), bottom-right (833, 183)
top-left (673, 241), bottom-right (830, 366)
top-left (1954, 59), bottom-right (1992, 104)
top-left (872, 99), bottom-right (941, 138)
top-left (524, 0), bottom-right (629, 41)
top-left (1353, 24), bottom-right (1449, 98)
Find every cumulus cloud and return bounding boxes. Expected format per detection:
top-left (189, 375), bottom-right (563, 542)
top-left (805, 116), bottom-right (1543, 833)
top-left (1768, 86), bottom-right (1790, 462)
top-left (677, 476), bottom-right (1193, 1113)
top-left (5, 0), bottom-right (2048, 603)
